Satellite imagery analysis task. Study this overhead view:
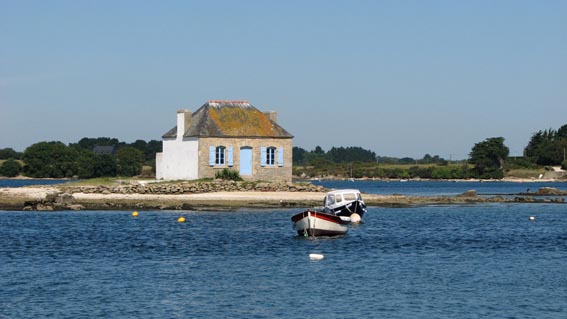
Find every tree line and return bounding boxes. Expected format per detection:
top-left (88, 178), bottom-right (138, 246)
top-left (292, 122), bottom-right (567, 179)
top-left (0, 138), bottom-right (161, 178)
top-left (2, 123), bottom-right (566, 179)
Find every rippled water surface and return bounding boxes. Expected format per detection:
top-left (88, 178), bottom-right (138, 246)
top-left (1, 205), bottom-right (566, 318)
top-left (0, 179), bottom-right (70, 188)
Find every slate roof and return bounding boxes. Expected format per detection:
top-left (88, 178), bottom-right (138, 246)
top-left (162, 100), bottom-right (293, 139)
top-left (92, 145), bottom-right (115, 155)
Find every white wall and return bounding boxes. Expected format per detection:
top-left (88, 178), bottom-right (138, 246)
top-left (156, 137), bottom-right (199, 180)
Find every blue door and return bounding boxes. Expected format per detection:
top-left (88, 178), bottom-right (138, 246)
top-left (239, 147), bottom-right (253, 176)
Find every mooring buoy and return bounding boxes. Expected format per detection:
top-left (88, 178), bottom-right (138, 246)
top-left (350, 213), bottom-right (362, 224)
top-left (309, 253), bottom-right (324, 261)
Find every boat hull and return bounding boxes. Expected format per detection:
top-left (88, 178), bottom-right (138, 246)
top-left (291, 210), bottom-right (349, 237)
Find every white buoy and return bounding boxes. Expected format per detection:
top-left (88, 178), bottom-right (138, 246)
top-left (309, 253), bottom-right (325, 261)
top-left (529, 216), bottom-right (536, 221)
top-left (350, 213), bottom-right (362, 224)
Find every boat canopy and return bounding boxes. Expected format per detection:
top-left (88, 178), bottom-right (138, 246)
top-left (324, 189), bottom-right (363, 207)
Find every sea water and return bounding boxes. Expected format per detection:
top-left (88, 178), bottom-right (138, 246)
top-left (1, 204), bottom-right (566, 318)
top-left (0, 179), bottom-right (70, 188)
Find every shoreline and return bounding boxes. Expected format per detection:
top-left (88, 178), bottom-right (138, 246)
top-left (301, 177), bottom-right (565, 183)
top-left (2, 175), bottom-right (566, 183)
top-left (1, 184), bottom-right (566, 211)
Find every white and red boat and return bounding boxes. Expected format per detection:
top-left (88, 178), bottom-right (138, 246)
top-left (291, 210), bottom-right (351, 237)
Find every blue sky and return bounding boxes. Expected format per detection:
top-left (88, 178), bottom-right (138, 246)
top-left (1, 1), bottom-right (565, 159)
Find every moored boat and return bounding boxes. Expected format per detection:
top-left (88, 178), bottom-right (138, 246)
top-left (322, 189), bottom-right (367, 219)
top-left (291, 210), bottom-right (350, 237)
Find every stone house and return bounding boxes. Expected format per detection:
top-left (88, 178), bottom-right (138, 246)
top-left (156, 100), bottom-right (293, 182)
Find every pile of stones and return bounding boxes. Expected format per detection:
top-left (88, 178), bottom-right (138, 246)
top-left (64, 180), bottom-right (326, 195)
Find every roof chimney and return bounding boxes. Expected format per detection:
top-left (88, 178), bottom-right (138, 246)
top-left (177, 109), bottom-right (192, 139)
top-left (264, 111), bottom-right (277, 123)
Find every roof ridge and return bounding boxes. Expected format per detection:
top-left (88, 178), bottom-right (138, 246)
top-left (208, 100), bottom-right (249, 104)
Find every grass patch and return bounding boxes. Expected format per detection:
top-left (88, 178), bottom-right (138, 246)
top-left (505, 168), bottom-right (545, 179)
top-left (64, 177), bottom-right (120, 186)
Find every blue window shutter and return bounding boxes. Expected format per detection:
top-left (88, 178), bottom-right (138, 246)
top-left (260, 147), bottom-right (266, 166)
top-left (227, 147), bottom-right (233, 166)
top-left (209, 146), bottom-right (215, 166)
top-left (278, 147), bottom-right (284, 167)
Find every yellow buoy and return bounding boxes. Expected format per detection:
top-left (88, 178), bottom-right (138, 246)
top-left (177, 216), bottom-right (186, 223)
top-left (132, 211), bottom-right (139, 217)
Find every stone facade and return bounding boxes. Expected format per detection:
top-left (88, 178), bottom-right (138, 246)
top-left (198, 137), bottom-right (293, 183)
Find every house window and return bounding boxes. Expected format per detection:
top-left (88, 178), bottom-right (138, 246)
top-left (209, 146), bottom-right (233, 167)
top-left (261, 146), bottom-right (284, 167)
top-left (266, 147), bottom-right (276, 166)
top-left (215, 146), bottom-right (226, 165)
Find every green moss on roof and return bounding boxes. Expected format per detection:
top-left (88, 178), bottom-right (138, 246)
top-left (162, 100), bottom-right (293, 139)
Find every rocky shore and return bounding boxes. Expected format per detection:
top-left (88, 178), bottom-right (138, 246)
top-left (1, 181), bottom-right (566, 211)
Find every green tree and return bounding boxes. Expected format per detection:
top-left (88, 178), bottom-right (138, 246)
top-left (293, 146), bottom-right (307, 165)
top-left (145, 140), bottom-right (162, 162)
top-left (469, 137), bottom-right (509, 179)
top-left (76, 150), bottom-right (96, 179)
top-left (313, 146), bottom-right (325, 154)
top-left (72, 137), bottom-right (120, 150)
top-left (94, 154), bottom-right (117, 177)
top-left (524, 127), bottom-right (566, 166)
top-left (557, 124), bottom-right (567, 139)
top-left (0, 159), bottom-right (22, 177)
top-left (23, 141), bottom-right (78, 178)
top-left (115, 147), bottom-right (144, 177)
top-left (326, 146), bottom-right (376, 163)
top-left (0, 148), bottom-right (22, 160)
top-left (131, 139), bottom-right (147, 153)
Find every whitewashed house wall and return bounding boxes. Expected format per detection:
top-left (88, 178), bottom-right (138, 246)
top-left (156, 110), bottom-right (199, 180)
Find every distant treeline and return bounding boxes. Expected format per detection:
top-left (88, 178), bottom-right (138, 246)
top-left (0, 138), bottom-right (161, 178)
top-left (1, 122), bottom-right (566, 179)
top-left (293, 146), bottom-right (451, 166)
top-left (292, 146), bottom-right (470, 179)
top-left (292, 122), bottom-right (567, 179)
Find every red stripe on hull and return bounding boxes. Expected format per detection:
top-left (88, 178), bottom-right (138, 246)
top-left (291, 210), bottom-right (350, 225)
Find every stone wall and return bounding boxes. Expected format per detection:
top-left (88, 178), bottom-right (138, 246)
top-left (198, 137), bottom-right (293, 183)
top-left (65, 180), bottom-right (323, 195)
